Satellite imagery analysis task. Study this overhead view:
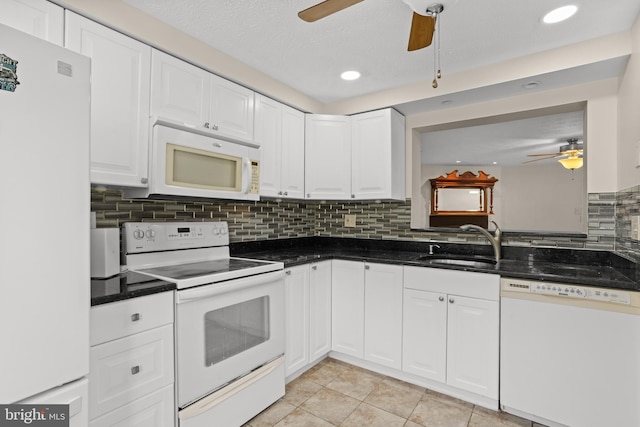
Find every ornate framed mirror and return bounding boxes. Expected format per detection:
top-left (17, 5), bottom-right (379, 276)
top-left (429, 170), bottom-right (498, 228)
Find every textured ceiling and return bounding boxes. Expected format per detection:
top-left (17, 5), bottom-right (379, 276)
top-left (421, 110), bottom-right (584, 166)
top-left (123, 0), bottom-right (640, 104)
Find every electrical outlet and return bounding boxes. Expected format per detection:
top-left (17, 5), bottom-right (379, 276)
top-left (344, 214), bottom-right (356, 228)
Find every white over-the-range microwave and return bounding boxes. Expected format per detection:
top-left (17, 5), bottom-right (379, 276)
top-left (123, 118), bottom-right (260, 201)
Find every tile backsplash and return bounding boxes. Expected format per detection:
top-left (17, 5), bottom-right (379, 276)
top-left (91, 186), bottom-right (640, 259)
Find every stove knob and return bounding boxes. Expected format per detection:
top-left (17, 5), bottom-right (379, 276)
top-left (133, 229), bottom-right (145, 240)
top-left (212, 227), bottom-right (220, 236)
top-left (145, 229), bottom-right (155, 239)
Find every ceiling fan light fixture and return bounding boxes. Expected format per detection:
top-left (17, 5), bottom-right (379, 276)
top-left (543, 5), bottom-right (578, 24)
top-left (340, 70), bottom-right (361, 81)
top-left (558, 156), bottom-right (583, 170)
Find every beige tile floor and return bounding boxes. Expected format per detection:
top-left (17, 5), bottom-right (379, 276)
top-left (245, 358), bottom-right (547, 427)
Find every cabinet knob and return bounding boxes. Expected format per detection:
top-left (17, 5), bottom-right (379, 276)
top-left (284, 191), bottom-right (288, 196)
top-left (212, 124), bottom-right (219, 131)
top-left (285, 270), bottom-right (291, 275)
top-left (140, 177), bottom-right (148, 184)
top-left (449, 298), bottom-right (455, 304)
top-left (278, 191), bottom-right (283, 196)
top-left (131, 313), bottom-right (140, 322)
top-left (312, 265), bottom-right (317, 270)
top-left (351, 194), bottom-right (355, 199)
top-left (204, 122), bottom-right (210, 128)
top-left (307, 193), bottom-right (311, 198)
top-left (439, 296), bottom-right (444, 302)
top-left (365, 265), bottom-right (370, 270)
top-left (131, 366), bottom-right (140, 375)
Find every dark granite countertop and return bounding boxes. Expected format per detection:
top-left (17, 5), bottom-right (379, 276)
top-left (91, 271), bottom-right (175, 306)
top-left (231, 237), bottom-right (639, 292)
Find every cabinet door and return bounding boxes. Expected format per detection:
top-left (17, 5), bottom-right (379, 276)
top-left (89, 384), bottom-right (173, 427)
top-left (280, 105), bottom-right (305, 199)
top-left (255, 94), bottom-right (281, 198)
top-left (150, 49), bottom-right (210, 130)
top-left (284, 265), bottom-right (310, 377)
top-left (351, 108), bottom-right (405, 200)
top-left (364, 263), bottom-right (404, 369)
top-left (1, 0), bottom-right (63, 44)
top-left (305, 114), bottom-right (351, 199)
top-left (446, 295), bottom-right (499, 399)
top-left (309, 261), bottom-right (332, 362)
top-left (402, 289), bottom-right (447, 382)
top-left (65, 12), bottom-right (151, 188)
top-left (210, 73), bottom-right (254, 143)
top-left (331, 260), bottom-right (364, 358)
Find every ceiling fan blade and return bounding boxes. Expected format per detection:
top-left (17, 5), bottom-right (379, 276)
top-left (522, 155), bottom-right (561, 164)
top-left (298, 0), bottom-right (364, 22)
top-left (527, 153), bottom-right (562, 157)
top-left (407, 12), bottom-right (436, 51)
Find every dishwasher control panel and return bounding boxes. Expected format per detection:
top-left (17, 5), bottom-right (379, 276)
top-left (530, 282), bottom-right (631, 304)
top-left (503, 278), bottom-right (632, 305)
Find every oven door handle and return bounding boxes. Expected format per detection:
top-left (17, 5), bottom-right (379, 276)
top-left (175, 270), bottom-right (285, 303)
top-left (178, 355), bottom-right (284, 420)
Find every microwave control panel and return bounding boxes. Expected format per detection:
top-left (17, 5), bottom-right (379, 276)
top-left (250, 160), bottom-right (260, 195)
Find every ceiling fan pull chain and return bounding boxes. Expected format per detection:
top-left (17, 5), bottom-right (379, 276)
top-left (432, 33), bottom-right (438, 88)
top-left (437, 13), bottom-right (442, 79)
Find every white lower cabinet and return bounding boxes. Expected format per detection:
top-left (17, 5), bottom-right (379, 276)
top-left (285, 261), bottom-right (332, 378)
top-left (331, 260), bottom-right (403, 369)
top-left (402, 266), bottom-right (499, 400)
top-left (89, 292), bottom-right (175, 426)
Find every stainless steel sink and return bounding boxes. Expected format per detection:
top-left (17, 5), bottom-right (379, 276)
top-left (427, 258), bottom-right (497, 268)
top-left (416, 255), bottom-right (497, 268)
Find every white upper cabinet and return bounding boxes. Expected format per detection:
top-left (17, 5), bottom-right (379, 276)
top-left (305, 114), bottom-right (352, 199)
top-left (1, 0), bottom-right (63, 45)
top-left (150, 49), bottom-right (210, 129)
top-left (65, 12), bottom-right (151, 188)
top-left (305, 109), bottom-right (405, 201)
top-left (351, 108), bottom-right (405, 200)
top-left (255, 94), bottom-right (305, 199)
top-left (151, 49), bottom-right (254, 144)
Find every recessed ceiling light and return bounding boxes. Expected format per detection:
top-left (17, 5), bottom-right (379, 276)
top-left (523, 81), bottom-right (540, 89)
top-left (492, 161), bottom-right (498, 165)
top-left (543, 5), bottom-right (577, 24)
top-left (341, 70), bottom-right (361, 81)
top-left (455, 160), bottom-right (462, 164)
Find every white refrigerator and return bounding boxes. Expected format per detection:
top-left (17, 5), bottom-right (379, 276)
top-left (0, 22), bottom-right (91, 425)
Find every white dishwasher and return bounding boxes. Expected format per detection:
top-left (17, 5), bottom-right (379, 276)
top-left (500, 278), bottom-right (640, 427)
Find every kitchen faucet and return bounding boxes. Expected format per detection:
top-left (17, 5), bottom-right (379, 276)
top-left (460, 221), bottom-right (502, 262)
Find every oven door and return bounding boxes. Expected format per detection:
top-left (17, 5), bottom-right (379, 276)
top-left (175, 270), bottom-right (285, 408)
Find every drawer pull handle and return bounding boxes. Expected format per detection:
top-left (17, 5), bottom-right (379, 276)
top-left (131, 313), bottom-right (140, 322)
top-left (131, 365), bottom-right (140, 375)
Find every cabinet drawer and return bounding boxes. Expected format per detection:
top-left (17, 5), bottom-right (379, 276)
top-left (403, 266), bottom-right (499, 301)
top-left (89, 324), bottom-right (174, 419)
top-left (89, 384), bottom-right (174, 427)
top-left (91, 292), bottom-right (173, 345)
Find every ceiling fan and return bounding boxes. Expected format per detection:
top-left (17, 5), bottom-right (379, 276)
top-left (523, 138), bottom-right (584, 169)
top-left (298, 0), bottom-right (444, 52)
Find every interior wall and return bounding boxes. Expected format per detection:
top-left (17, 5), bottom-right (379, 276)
top-left (408, 79), bottom-right (618, 229)
top-left (500, 164), bottom-right (585, 233)
top-left (617, 14), bottom-right (640, 191)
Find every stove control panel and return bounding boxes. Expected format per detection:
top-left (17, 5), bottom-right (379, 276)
top-left (123, 221), bottom-right (229, 253)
